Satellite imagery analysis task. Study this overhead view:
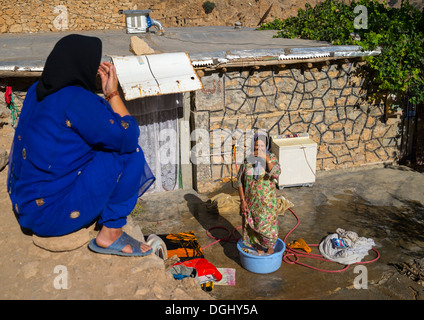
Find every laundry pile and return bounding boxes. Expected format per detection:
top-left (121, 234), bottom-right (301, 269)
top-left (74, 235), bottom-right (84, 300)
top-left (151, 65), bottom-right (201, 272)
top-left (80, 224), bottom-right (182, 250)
top-left (150, 231), bottom-right (227, 291)
top-left (319, 228), bottom-right (376, 265)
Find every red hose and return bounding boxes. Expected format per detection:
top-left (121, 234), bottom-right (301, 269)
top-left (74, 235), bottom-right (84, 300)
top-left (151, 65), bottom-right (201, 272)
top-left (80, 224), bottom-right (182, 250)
top-left (202, 226), bottom-right (241, 250)
top-left (283, 207), bottom-right (380, 272)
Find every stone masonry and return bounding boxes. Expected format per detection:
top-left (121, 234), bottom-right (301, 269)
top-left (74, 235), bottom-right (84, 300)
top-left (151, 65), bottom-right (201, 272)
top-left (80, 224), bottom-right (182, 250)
top-left (0, 0), bottom-right (322, 34)
top-left (192, 60), bottom-right (401, 193)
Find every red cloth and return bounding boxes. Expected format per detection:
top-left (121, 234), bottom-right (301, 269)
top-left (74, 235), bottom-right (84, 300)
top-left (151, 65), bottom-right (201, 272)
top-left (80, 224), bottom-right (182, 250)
top-left (174, 258), bottom-right (222, 281)
top-left (4, 86), bottom-right (12, 105)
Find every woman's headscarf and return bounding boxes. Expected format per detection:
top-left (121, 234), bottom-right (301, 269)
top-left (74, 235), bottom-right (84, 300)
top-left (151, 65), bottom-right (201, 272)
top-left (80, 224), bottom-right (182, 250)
top-left (36, 34), bottom-right (102, 101)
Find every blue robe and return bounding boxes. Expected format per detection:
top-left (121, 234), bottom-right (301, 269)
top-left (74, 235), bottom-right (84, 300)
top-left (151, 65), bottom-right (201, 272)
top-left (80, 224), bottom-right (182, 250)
top-left (7, 83), bottom-right (155, 236)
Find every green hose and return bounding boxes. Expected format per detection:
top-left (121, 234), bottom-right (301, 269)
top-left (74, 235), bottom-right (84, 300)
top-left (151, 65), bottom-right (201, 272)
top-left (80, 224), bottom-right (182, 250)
top-left (7, 92), bottom-right (20, 126)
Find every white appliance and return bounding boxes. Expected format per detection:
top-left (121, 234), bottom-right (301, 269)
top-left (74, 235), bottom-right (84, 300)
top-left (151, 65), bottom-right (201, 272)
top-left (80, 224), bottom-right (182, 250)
top-left (121, 10), bottom-right (151, 33)
top-left (270, 133), bottom-right (317, 189)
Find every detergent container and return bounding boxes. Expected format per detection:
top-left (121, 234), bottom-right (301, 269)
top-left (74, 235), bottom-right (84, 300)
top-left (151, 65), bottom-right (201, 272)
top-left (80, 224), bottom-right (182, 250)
top-left (237, 238), bottom-right (285, 274)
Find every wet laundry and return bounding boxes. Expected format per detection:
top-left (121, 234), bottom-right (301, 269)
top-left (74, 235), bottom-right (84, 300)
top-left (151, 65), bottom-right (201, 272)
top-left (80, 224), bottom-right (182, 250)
top-left (319, 228), bottom-right (376, 265)
top-left (168, 264), bottom-right (198, 280)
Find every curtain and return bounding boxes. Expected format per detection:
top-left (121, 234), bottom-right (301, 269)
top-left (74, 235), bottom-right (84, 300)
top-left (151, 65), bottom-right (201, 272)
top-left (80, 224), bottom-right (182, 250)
top-left (126, 93), bottom-right (181, 193)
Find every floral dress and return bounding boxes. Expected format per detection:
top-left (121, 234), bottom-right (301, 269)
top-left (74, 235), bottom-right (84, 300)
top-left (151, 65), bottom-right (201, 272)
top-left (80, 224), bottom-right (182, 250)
top-left (236, 153), bottom-right (281, 250)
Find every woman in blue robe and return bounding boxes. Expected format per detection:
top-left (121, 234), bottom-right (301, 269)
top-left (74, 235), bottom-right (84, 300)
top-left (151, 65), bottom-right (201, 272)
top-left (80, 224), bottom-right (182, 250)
top-left (7, 34), bottom-right (155, 256)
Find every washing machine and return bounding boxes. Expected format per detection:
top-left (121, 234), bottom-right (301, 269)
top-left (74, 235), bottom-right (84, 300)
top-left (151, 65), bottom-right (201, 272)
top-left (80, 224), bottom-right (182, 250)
top-left (270, 133), bottom-right (317, 189)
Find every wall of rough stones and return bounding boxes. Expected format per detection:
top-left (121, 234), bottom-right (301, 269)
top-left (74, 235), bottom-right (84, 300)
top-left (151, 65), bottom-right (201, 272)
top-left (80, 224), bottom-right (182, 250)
top-left (0, 0), bottom-right (322, 34)
top-left (0, 0), bottom-right (133, 33)
top-left (191, 59), bottom-right (401, 193)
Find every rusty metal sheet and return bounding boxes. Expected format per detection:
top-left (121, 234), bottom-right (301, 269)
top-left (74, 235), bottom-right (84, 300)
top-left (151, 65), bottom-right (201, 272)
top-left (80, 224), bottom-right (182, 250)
top-left (111, 53), bottom-right (203, 100)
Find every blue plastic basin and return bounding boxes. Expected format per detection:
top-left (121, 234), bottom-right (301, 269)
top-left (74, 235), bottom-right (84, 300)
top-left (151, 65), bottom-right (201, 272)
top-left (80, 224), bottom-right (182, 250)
top-left (237, 238), bottom-right (285, 274)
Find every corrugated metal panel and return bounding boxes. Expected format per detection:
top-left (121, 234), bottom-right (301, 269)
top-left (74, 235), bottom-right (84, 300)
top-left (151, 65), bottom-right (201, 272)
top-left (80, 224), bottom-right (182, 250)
top-left (111, 52), bottom-right (203, 100)
top-left (278, 53), bottom-right (330, 60)
top-left (188, 46), bottom-right (381, 67)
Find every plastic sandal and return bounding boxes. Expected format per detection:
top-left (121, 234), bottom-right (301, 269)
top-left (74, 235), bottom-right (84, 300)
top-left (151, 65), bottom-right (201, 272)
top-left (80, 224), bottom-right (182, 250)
top-left (88, 232), bottom-right (153, 257)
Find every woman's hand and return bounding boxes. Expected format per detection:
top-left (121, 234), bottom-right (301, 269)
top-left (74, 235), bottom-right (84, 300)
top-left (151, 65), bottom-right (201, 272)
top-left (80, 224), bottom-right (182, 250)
top-left (266, 154), bottom-right (271, 163)
top-left (98, 61), bottom-right (119, 97)
top-left (240, 199), bottom-right (249, 214)
top-left (97, 61), bottom-right (130, 117)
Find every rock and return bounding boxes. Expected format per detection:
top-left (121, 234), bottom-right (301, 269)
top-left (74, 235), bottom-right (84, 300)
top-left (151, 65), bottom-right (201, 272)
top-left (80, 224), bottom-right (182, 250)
top-left (134, 285), bottom-right (149, 297)
top-left (22, 261), bottom-right (39, 279)
top-left (164, 254), bottom-right (180, 271)
top-left (8, 24), bottom-right (23, 33)
top-left (129, 36), bottom-right (155, 55)
top-left (171, 287), bottom-right (192, 300)
top-left (0, 148), bottom-right (8, 172)
top-left (131, 254), bottom-right (165, 273)
top-left (0, 106), bottom-right (11, 126)
top-left (123, 215), bottom-right (144, 242)
top-left (32, 223), bottom-right (94, 252)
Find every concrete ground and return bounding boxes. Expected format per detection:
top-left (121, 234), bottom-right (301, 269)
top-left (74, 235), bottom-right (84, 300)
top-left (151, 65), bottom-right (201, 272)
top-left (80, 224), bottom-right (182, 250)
top-left (136, 164), bottom-right (424, 300)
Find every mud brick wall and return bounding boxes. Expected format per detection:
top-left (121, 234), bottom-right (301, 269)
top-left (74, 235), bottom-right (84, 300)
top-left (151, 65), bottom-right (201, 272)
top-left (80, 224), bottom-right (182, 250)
top-left (192, 60), bottom-right (401, 193)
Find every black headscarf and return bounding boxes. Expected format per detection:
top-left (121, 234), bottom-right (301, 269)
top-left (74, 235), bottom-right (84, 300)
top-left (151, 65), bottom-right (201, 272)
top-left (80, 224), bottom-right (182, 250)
top-left (36, 34), bottom-right (102, 101)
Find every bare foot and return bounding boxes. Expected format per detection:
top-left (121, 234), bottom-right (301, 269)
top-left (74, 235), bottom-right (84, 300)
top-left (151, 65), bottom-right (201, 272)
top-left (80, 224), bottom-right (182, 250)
top-left (254, 244), bottom-right (274, 255)
top-left (254, 244), bottom-right (265, 255)
top-left (95, 226), bottom-right (151, 254)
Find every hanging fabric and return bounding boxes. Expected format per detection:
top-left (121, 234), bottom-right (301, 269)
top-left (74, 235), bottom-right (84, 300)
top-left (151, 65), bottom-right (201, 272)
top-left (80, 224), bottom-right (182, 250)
top-left (126, 93), bottom-right (181, 193)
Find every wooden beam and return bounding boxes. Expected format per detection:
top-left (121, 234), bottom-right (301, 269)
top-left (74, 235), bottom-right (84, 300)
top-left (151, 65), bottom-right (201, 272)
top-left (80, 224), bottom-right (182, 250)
top-left (0, 71), bottom-right (42, 77)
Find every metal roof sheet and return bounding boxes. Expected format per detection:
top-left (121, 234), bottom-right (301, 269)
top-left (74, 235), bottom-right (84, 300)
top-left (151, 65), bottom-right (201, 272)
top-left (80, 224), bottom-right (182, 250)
top-left (111, 52), bottom-right (203, 100)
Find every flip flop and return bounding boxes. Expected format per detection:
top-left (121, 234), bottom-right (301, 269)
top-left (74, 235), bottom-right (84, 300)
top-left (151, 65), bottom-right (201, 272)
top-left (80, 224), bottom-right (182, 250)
top-left (88, 232), bottom-right (153, 257)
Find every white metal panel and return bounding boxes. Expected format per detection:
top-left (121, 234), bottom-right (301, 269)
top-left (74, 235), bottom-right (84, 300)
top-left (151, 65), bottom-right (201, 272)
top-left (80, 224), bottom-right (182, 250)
top-left (111, 53), bottom-right (203, 100)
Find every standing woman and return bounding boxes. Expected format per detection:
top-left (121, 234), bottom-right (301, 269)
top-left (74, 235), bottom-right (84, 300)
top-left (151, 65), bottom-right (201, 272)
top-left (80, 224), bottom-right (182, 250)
top-left (237, 132), bottom-right (281, 254)
top-left (7, 34), bottom-right (155, 256)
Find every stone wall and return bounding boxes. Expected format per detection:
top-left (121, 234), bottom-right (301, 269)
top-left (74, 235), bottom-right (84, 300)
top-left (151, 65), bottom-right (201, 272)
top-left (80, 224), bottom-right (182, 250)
top-left (0, 0), bottom-right (322, 34)
top-left (0, 0), bottom-right (133, 33)
top-left (2, 1), bottom-right (422, 33)
top-left (191, 59), bottom-right (401, 193)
